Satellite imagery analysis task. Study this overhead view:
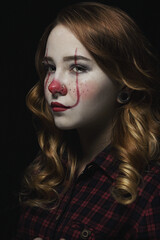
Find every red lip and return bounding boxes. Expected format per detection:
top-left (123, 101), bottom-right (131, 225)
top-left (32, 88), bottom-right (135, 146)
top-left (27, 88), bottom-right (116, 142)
top-left (51, 102), bottom-right (70, 112)
top-left (51, 102), bottom-right (68, 108)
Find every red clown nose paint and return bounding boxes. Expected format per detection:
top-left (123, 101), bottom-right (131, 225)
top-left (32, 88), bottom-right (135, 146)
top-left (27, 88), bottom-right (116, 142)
top-left (48, 79), bottom-right (61, 93)
top-left (48, 79), bottom-right (67, 95)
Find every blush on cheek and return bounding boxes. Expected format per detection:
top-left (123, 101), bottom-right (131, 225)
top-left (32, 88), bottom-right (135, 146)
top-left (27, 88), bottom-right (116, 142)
top-left (79, 82), bottom-right (98, 100)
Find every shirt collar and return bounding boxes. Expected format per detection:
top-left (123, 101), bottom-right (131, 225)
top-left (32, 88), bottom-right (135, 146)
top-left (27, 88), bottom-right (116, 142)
top-left (88, 144), bottom-right (120, 181)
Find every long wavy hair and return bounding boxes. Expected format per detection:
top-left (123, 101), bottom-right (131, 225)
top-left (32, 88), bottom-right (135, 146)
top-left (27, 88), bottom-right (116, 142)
top-left (20, 2), bottom-right (160, 208)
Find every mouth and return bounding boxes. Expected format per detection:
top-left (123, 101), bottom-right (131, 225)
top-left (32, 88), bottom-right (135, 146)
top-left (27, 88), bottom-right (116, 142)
top-left (51, 102), bottom-right (70, 112)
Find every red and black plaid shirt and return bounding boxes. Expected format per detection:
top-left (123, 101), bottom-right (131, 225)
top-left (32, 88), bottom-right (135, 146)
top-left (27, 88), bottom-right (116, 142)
top-left (15, 145), bottom-right (160, 239)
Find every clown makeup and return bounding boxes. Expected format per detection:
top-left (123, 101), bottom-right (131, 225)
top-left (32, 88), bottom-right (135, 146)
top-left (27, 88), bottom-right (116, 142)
top-left (43, 25), bottom-right (119, 130)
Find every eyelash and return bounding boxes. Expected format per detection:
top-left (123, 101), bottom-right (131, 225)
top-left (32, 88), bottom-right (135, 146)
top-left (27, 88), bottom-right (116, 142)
top-left (42, 62), bottom-right (89, 74)
top-left (70, 64), bottom-right (89, 74)
top-left (42, 63), bottom-right (55, 73)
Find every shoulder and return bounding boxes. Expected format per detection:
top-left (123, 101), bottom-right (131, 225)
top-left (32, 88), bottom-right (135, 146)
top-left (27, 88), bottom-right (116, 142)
top-left (143, 160), bottom-right (160, 186)
top-left (131, 161), bottom-right (160, 238)
top-left (138, 160), bottom-right (160, 198)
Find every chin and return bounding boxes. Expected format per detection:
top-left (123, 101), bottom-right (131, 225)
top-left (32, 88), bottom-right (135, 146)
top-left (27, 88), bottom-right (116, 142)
top-left (55, 125), bottom-right (75, 130)
top-left (54, 118), bottom-right (85, 131)
top-left (54, 120), bottom-right (76, 130)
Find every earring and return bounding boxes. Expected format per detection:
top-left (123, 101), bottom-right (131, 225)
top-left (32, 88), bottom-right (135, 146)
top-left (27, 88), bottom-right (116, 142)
top-left (117, 91), bottom-right (131, 104)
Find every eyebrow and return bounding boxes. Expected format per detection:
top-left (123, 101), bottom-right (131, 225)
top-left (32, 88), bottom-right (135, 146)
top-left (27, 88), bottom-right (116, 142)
top-left (42, 55), bottom-right (91, 63)
top-left (42, 56), bottom-right (53, 63)
top-left (63, 55), bottom-right (91, 62)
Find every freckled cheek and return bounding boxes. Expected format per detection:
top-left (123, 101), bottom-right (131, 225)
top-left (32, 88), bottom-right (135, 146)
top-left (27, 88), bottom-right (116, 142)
top-left (67, 82), bottom-right (97, 101)
top-left (67, 81), bottom-right (77, 99)
top-left (78, 82), bottom-right (98, 101)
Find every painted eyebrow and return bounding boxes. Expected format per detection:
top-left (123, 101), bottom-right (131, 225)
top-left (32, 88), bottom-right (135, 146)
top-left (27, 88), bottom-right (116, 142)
top-left (42, 55), bottom-right (91, 63)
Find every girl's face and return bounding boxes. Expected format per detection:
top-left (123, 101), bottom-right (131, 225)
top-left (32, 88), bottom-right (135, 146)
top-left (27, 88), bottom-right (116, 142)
top-left (44, 25), bottom-right (119, 130)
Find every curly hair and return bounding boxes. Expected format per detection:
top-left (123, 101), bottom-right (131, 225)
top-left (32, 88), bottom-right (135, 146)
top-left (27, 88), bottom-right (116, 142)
top-left (20, 2), bottom-right (160, 208)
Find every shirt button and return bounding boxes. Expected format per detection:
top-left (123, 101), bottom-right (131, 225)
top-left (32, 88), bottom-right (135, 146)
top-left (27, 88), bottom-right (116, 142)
top-left (56, 214), bottom-right (60, 220)
top-left (80, 229), bottom-right (91, 239)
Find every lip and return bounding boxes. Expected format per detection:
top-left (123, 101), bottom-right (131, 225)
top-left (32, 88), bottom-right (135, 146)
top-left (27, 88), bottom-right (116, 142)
top-left (51, 102), bottom-right (70, 112)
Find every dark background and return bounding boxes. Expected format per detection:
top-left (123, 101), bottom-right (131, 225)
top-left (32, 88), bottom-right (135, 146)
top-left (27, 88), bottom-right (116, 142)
top-left (1, 0), bottom-right (160, 239)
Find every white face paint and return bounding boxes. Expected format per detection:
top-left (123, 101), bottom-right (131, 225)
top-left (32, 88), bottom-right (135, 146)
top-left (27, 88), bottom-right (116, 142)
top-left (44, 25), bottom-right (119, 130)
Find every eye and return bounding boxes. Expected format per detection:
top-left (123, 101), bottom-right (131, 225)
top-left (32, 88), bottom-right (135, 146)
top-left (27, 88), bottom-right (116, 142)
top-left (70, 64), bottom-right (88, 74)
top-left (42, 62), bottom-right (56, 73)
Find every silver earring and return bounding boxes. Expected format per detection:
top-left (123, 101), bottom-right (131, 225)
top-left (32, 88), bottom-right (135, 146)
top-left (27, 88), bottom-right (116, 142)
top-left (117, 91), bottom-right (131, 104)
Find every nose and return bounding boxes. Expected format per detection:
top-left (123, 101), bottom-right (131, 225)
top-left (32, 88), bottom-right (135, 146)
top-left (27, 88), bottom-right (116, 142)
top-left (48, 79), bottom-right (67, 96)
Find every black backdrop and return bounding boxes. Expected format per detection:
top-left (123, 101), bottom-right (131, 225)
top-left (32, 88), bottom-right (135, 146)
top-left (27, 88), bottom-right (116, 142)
top-left (1, 0), bottom-right (160, 239)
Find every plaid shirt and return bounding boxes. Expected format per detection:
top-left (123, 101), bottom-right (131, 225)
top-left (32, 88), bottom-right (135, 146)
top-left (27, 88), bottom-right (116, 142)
top-left (15, 145), bottom-right (160, 240)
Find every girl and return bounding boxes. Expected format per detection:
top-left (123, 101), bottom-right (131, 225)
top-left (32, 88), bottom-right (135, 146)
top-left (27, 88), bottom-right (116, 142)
top-left (15, 2), bottom-right (160, 239)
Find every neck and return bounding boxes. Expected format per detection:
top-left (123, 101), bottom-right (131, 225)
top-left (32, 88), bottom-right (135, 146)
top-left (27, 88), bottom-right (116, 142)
top-left (77, 121), bottom-right (112, 166)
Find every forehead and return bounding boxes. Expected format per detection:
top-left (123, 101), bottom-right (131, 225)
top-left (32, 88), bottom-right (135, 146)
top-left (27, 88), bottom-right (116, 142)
top-left (46, 24), bottom-right (91, 58)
